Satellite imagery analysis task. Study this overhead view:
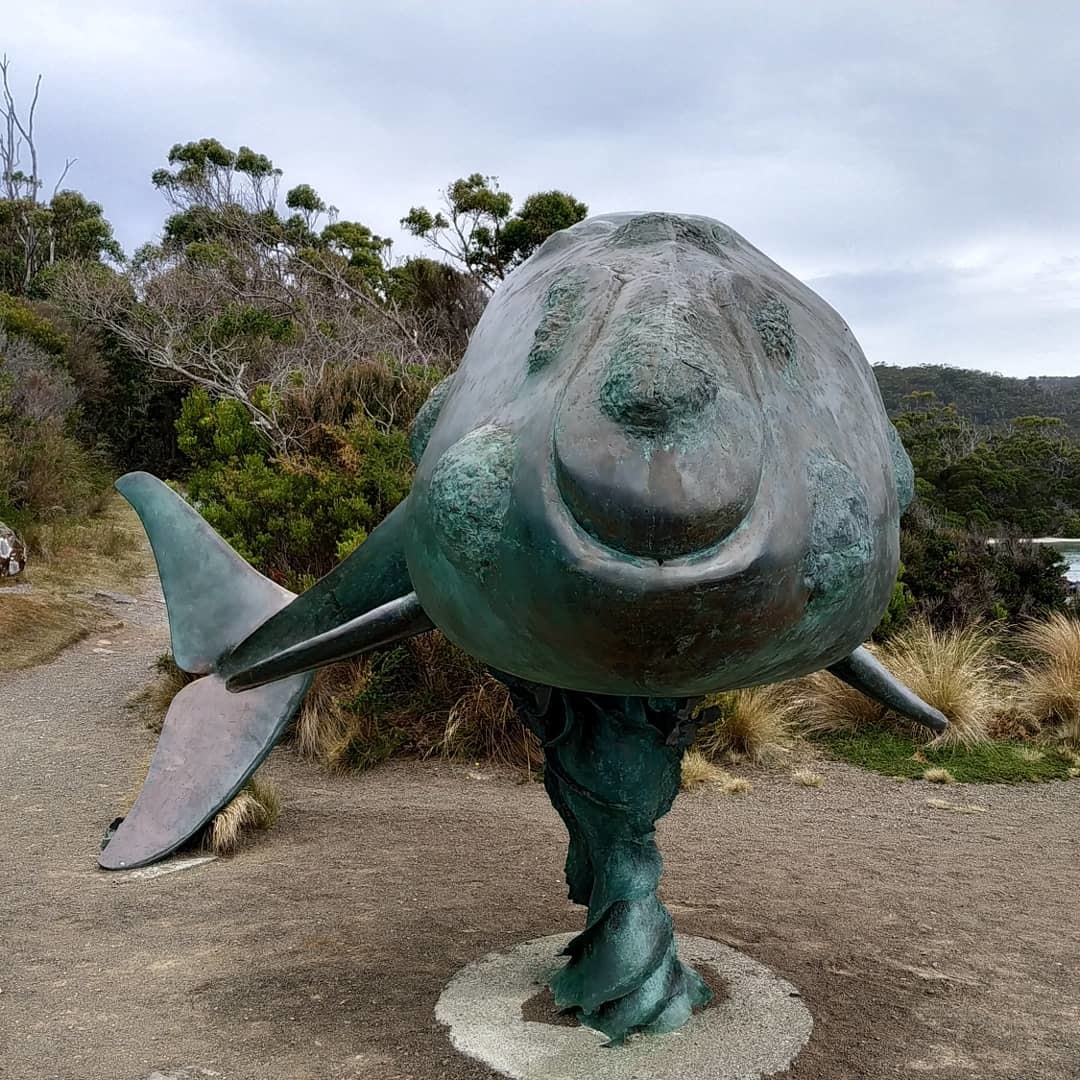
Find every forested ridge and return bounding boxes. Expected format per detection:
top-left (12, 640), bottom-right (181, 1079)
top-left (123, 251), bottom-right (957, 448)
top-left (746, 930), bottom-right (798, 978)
top-left (874, 363), bottom-right (1080, 431)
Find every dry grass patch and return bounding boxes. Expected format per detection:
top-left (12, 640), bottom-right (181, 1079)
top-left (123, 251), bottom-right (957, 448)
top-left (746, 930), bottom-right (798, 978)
top-left (1015, 613), bottom-right (1080, 746)
top-left (128, 653), bottom-right (194, 732)
top-left (923, 766), bottom-right (957, 784)
top-left (292, 632), bottom-right (541, 775)
top-left (0, 495), bottom-right (154, 675)
top-left (204, 773), bottom-right (281, 856)
top-left (680, 749), bottom-right (728, 791)
top-left (0, 591), bottom-right (100, 672)
top-left (792, 768), bottom-right (824, 788)
top-left (791, 620), bottom-right (1004, 746)
top-left (693, 686), bottom-right (792, 763)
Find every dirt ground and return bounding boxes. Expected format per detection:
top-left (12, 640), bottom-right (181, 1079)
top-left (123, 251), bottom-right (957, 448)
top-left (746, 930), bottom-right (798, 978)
top-left (2, 581), bottom-right (1079, 1080)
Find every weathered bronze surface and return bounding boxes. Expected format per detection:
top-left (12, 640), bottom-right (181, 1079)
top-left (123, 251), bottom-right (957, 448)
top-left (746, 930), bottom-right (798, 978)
top-left (103, 212), bottom-right (947, 1044)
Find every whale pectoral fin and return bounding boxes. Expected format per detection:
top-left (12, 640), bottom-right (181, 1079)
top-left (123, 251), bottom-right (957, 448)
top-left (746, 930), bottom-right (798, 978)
top-left (99, 670), bottom-right (311, 869)
top-left (828, 646), bottom-right (949, 734)
top-left (221, 498), bottom-right (415, 679)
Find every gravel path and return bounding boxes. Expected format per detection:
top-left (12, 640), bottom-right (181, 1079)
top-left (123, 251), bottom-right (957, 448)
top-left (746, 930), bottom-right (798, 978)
top-left (1, 581), bottom-right (1078, 1079)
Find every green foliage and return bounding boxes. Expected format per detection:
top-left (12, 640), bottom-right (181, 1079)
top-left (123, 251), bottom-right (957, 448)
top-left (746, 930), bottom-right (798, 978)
top-left (897, 512), bottom-right (1068, 628)
top-left (874, 562), bottom-right (916, 637)
top-left (176, 387), bottom-right (414, 585)
top-left (0, 191), bottom-right (122, 297)
top-left (0, 293), bottom-right (66, 354)
top-left (403, 173), bottom-right (587, 289)
top-left (0, 310), bottom-right (109, 528)
top-left (817, 726), bottom-right (1076, 783)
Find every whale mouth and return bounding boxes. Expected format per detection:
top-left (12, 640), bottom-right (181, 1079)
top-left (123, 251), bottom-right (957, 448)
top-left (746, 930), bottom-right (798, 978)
top-left (553, 384), bottom-right (765, 562)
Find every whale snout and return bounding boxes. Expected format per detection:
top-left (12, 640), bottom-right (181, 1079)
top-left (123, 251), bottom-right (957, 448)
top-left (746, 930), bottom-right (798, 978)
top-left (553, 352), bottom-right (764, 561)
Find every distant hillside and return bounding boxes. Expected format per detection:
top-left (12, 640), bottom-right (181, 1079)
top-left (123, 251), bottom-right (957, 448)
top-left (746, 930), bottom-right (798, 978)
top-left (873, 364), bottom-right (1080, 430)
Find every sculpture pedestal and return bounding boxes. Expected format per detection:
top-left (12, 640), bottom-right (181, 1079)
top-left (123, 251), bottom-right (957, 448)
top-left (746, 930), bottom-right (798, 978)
top-left (436, 933), bottom-right (813, 1080)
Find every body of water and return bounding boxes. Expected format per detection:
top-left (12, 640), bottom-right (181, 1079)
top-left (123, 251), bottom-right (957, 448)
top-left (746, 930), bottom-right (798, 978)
top-left (1044, 541), bottom-right (1080, 584)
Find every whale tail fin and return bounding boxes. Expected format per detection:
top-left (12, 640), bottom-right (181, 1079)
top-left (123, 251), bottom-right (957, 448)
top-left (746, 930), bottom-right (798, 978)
top-left (115, 471), bottom-right (296, 674)
top-left (100, 472), bottom-right (311, 870)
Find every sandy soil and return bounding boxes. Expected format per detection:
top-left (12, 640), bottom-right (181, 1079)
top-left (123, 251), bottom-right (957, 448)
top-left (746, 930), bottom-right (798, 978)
top-left (2, 583), bottom-right (1078, 1080)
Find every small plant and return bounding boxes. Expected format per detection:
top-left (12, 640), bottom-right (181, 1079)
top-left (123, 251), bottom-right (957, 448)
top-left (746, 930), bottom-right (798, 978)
top-left (290, 632), bottom-right (540, 776)
top-left (923, 766), bottom-right (956, 784)
top-left (790, 620), bottom-right (1005, 746)
top-left (792, 768), bottom-right (824, 788)
top-left (129, 653), bottom-right (194, 732)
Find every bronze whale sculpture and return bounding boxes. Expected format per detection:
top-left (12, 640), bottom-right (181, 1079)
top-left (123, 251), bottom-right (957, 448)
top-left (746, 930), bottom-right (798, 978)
top-left (101, 212), bottom-right (945, 1042)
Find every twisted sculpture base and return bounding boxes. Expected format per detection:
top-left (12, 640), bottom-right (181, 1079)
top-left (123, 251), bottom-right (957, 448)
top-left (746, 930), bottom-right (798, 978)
top-left (502, 678), bottom-right (711, 1044)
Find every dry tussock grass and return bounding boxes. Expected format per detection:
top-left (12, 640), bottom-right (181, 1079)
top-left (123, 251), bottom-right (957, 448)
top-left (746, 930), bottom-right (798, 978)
top-left (291, 632), bottom-right (540, 775)
top-left (205, 773), bottom-right (281, 856)
top-left (680, 751), bottom-right (752, 795)
top-left (128, 654), bottom-right (194, 732)
top-left (923, 767), bottom-right (957, 784)
top-left (1015, 613), bottom-right (1080, 745)
top-left (790, 620), bottom-right (1004, 746)
top-left (693, 686), bottom-right (792, 763)
top-left (792, 768), bottom-right (824, 788)
top-left (680, 749), bottom-right (727, 791)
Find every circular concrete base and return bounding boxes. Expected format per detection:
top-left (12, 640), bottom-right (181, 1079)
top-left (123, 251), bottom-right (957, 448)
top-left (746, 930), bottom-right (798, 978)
top-left (436, 933), bottom-right (812, 1080)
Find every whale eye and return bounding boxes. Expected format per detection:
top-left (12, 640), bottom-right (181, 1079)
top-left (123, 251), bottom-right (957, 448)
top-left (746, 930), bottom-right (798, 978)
top-left (427, 425), bottom-right (516, 581)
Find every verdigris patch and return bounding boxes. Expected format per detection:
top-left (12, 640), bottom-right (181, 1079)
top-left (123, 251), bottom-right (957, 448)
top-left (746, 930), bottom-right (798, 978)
top-left (428, 424), bottom-right (516, 580)
top-left (528, 276), bottom-right (585, 373)
top-left (752, 295), bottom-right (798, 384)
top-left (410, 373), bottom-right (456, 465)
top-left (599, 308), bottom-right (719, 438)
top-left (887, 423), bottom-right (915, 513)
top-left (804, 451), bottom-right (872, 610)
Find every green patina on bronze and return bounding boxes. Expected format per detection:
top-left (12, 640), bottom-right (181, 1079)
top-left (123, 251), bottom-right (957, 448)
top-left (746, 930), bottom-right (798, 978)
top-left (104, 212), bottom-right (950, 1047)
top-left (527, 275), bottom-right (586, 373)
top-left (752, 293), bottom-right (800, 386)
top-left (503, 679), bottom-right (711, 1043)
top-left (409, 372), bottom-right (455, 465)
top-left (427, 424), bottom-right (516, 582)
top-left (599, 307), bottom-right (719, 445)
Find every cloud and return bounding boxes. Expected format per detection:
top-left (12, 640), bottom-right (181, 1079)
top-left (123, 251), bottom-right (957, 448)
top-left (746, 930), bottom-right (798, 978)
top-left (4, 0), bottom-right (1078, 375)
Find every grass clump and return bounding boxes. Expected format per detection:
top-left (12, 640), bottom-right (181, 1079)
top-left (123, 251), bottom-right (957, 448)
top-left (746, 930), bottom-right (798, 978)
top-left (818, 727), bottom-right (1076, 783)
top-left (1015, 612), bottom-right (1080, 746)
top-left (923, 766), bottom-right (956, 784)
top-left (204, 772), bottom-right (281, 856)
top-left (680, 751), bottom-right (753, 795)
top-left (128, 653), bottom-right (194, 732)
top-left (692, 686), bottom-right (791, 763)
top-left (792, 768), bottom-right (824, 788)
top-left (680, 749), bottom-right (728, 791)
top-left (292, 632), bottom-right (541, 775)
top-left (792, 619), bottom-right (1003, 747)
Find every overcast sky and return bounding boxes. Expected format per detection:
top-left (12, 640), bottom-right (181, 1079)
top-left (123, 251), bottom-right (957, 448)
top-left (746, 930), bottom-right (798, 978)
top-left (5, 1), bottom-right (1079, 376)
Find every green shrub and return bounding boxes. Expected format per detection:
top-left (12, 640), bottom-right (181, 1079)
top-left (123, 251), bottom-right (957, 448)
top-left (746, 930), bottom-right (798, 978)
top-left (177, 386), bottom-right (414, 586)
